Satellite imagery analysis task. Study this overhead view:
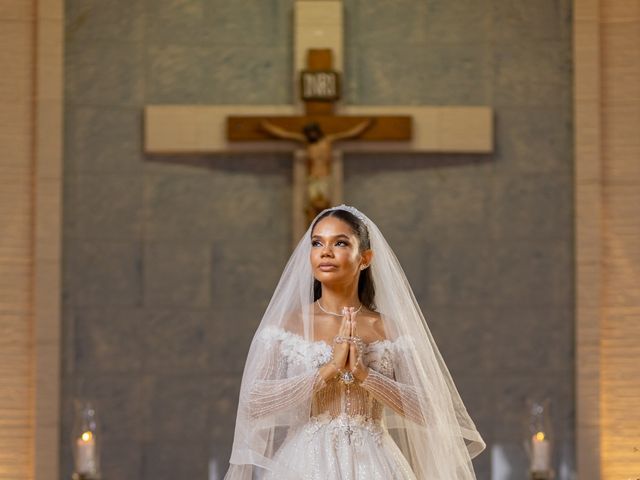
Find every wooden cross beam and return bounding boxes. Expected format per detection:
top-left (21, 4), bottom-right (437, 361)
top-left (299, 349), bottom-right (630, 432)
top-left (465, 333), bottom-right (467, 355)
top-left (227, 114), bottom-right (410, 142)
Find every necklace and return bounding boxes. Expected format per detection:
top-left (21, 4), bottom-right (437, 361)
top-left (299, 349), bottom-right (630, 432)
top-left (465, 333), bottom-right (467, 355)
top-left (317, 300), bottom-right (363, 316)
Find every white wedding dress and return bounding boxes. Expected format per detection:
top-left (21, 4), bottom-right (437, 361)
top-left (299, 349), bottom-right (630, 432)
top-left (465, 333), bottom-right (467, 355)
top-left (255, 326), bottom-right (418, 480)
top-left (225, 205), bottom-right (485, 480)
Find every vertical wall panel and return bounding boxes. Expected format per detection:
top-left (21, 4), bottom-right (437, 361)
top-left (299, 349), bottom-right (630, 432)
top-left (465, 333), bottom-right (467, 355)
top-left (600, 1), bottom-right (640, 479)
top-left (575, 0), bottom-right (640, 478)
top-left (0, 0), bottom-right (63, 479)
top-left (0, 3), bottom-right (36, 480)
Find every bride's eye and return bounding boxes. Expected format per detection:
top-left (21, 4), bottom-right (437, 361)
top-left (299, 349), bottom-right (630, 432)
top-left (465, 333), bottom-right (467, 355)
top-left (311, 239), bottom-right (348, 247)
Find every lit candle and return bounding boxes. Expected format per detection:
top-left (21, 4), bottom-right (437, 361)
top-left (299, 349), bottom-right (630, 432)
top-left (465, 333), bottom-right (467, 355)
top-left (531, 431), bottom-right (550, 471)
top-left (75, 431), bottom-right (96, 474)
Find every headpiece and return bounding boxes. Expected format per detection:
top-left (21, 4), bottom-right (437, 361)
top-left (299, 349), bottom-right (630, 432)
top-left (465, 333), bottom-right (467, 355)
top-left (315, 204), bottom-right (369, 226)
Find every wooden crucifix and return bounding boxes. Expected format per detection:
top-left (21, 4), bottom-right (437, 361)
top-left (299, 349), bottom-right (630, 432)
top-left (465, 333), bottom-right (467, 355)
top-left (144, 0), bottom-right (493, 244)
top-left (227, 49), bottom-right (411, 225)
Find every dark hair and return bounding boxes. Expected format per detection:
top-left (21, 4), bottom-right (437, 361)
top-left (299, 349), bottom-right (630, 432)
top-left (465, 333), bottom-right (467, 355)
top-left (303, 122), bottom-right (324, 143)
top-left (310, 209), bottom-right (377, 311)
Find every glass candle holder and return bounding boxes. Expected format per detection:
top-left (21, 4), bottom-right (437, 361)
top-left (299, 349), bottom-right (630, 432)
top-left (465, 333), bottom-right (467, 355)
top-left (71, 400), bottom-right (101, 479)
top-left (524, 397), bottom-right (554, 479)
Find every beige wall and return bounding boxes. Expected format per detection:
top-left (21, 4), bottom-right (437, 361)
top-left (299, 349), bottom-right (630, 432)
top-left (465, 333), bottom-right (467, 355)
top-left (575, 0), bottom-right (640, 479)
top-left (0, 0), bottom-right (63, 479)
top-left (599, 1), bottom-right (640, 478)
top-left (0, 2), bottom-right (37, 478)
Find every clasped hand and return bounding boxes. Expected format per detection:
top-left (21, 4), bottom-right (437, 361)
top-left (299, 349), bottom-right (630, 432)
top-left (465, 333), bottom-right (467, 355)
top-left (331, 306), bottom-right (369, 382)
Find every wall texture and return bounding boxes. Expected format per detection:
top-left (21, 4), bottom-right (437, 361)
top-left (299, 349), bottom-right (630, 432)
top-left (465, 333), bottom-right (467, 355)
top-left (0, 0), bottom-right (64, 479)
top-left (596, 2), bottom-right (640, 478)
top-left (0, 2), bottom-right (36, 478)
top-left (574, 1), bottom-right (640, 478)
top-left (62, 1), bottom-right (575, 479)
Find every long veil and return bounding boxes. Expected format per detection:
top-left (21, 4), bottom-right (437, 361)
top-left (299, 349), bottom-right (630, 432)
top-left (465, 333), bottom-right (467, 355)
top-left (224, 205), bottom-right (486, 479)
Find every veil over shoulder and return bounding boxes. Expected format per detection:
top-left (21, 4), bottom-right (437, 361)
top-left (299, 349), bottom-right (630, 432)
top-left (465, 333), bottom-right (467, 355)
top-left (224, 205), bottom-right (486, 479)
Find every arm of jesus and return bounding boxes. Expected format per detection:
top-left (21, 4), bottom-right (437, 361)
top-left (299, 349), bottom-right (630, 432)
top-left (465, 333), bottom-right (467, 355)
top-left (260, 120), bottom-right (306, 142)
top-left (327, 118), bottom-right (373, 142)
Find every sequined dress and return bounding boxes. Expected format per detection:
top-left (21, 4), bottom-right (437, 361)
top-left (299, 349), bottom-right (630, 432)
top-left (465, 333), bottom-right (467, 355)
top-left (251, 326), bottom-right (419, 480)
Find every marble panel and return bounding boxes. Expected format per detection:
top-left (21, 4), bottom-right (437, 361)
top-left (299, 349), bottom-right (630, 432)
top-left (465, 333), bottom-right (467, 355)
top-left (65, 106), bottom-right (144, 174)
top-left (201, 46), bottom-right (290, 105)
top-left (494, 108), bottom-right (572, 175)
top-left (140, 309), bottom-right (210, 372)
top-left (145, 0), bottom-right (212, 46)
top-left (487, 306), bottom-right (574, 374)
top-left (422, 235), bottom-right (497, 307)
top-left (488, 173), bottom-right (573, 241)
top-left (73, 374), bottom-right (147, 440)
top-left (357, 44), bottom-right (490, 105)
top-left (145, 45), bottom-right (209, 104)
top-left (142, 441), bottom-right (209, 480)
top-left (490, 238), bottom-right (573, 307)
top-left (142, 374), bottom-right (211, 440)
top-left (206, 0), bottom-right (284, 47)
top-left (67, 241), bottom-right (143, 307)
top-left (143, 172), bottom-right (220, 240)
top-left (351, 0), bottom-right (429, 46)
top-left (490, 0), bottom-right (571, 43)
top-left (73, 307), bottom-right (144, 373)
top-left (143, 242), bottom-right (211, 308)
top-left (65, 0), bottom-right (144, 42)
top-left (73, 174), bottom-right (143, 240)
top-left (426, 306), bottom-right (494, 378)
top-left (424, 0), bottom-right (490, 45)
top-left (65, 40), bottom-right (144, 107)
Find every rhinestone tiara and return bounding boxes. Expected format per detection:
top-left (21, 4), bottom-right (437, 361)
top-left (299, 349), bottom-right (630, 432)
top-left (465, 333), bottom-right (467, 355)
top-left (327, 204), bottom-right (368, 225)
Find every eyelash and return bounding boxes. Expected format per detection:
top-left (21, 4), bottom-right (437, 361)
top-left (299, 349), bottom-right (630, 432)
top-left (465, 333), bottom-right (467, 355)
top-left (312, 240), bottom-right (348, 247)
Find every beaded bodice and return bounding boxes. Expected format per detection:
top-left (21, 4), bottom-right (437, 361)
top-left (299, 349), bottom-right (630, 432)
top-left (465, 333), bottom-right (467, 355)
top-left (259, 326), bottom-right (396, 423)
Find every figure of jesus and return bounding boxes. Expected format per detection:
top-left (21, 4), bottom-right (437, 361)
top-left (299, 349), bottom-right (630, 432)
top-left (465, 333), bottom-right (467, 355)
top-left (260, 119), bottom-right (373, 224)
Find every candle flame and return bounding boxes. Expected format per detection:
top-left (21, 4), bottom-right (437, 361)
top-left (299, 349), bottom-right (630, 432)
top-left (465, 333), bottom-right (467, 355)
top-left (534, 431), bottom-right (546, 441)
top-left (81, 431), bottom-right (93, 442)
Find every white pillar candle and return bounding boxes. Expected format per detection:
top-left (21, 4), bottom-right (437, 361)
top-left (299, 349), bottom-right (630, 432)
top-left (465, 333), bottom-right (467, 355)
top-left (531, 433), bottom-right (551, 471)
top-left (75, 432), bottom-right (96, 474)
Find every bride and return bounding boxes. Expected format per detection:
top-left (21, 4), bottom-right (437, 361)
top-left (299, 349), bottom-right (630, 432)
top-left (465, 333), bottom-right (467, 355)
top-left (223, 205), bottom-right (486, 479)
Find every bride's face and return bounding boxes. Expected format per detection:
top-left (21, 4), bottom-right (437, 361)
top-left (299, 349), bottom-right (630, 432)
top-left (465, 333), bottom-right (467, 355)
top-left (310, 216), bottom-right (366, 284)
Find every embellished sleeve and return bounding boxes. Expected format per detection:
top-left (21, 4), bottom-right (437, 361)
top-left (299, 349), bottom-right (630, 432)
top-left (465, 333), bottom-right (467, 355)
top-left (359, 337), bottom-right (428, 426)
top-left (246, 327), bottom-right (327, 420)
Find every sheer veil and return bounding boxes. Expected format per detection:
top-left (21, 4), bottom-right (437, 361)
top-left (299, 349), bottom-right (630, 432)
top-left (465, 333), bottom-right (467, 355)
top-left (224, 204), bottom-right (486, 479)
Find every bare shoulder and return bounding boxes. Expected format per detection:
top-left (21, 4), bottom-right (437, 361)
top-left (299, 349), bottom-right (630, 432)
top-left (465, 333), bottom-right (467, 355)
top-left (358, 309), bottom-right (387, 342)
top-left (281, 309), bottom-right (304, 336)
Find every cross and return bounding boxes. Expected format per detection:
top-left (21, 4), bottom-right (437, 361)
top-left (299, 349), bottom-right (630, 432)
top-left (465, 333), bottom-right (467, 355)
top-left (227, 48), bottom-right (412, 225)
top-left (344, 423), bottom-right (354, 445)
top-left (144, 1), bottom-right (493, 242)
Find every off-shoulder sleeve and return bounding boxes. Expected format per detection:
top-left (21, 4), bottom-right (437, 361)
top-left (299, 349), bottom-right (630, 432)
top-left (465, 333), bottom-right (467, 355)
top-left (246, 327), bottom-right (327, 420)
top-left (360, 337), bottom-right (428, 426)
